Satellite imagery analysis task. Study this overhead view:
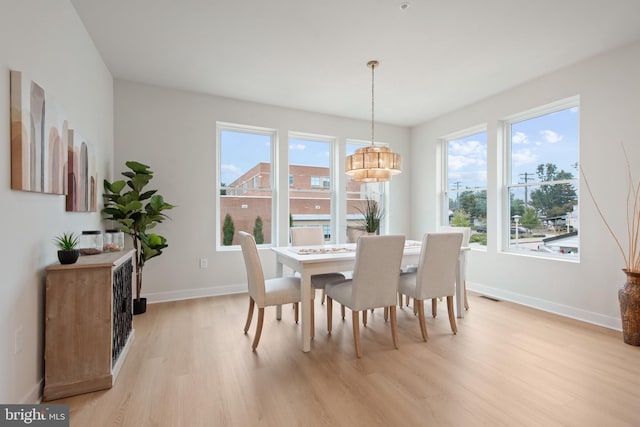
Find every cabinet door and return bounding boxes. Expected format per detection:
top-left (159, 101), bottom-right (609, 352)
top-left (45, 267), bottom-right (112, 387)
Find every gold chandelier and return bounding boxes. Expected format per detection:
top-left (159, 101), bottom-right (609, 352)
top-left (345, 60), bottom-right (401, 182)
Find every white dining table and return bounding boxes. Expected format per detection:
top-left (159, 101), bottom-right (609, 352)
top-left (272, 240), bottom-right (469, 352)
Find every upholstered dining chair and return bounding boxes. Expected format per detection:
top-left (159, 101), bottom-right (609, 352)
top-left (239, 231), bottom-right (301, 351)
top-left (290, 226), bottom-right (345, 338)
top-left (325, 235), bottom-right (405, 358)
top-left (398, 232), bottom-right (462, 341)
top-left (439, 225), bottom-right (471, 312)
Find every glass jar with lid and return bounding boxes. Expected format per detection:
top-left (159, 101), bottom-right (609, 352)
top-left (103, 229), bottom-right (124, 252)
top-left (79, 230), bottom-right (103, 255)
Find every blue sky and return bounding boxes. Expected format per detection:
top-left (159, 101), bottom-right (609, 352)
top-left (220, 130), bottom-right (367, 184)
top-left (447, 106), bottom-right (579, 190)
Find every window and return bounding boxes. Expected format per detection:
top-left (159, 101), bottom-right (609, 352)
top-left (505, 99), bottom-right (579, 258)
top-left (289, 133), bottom-right (335, 241)
top-left (289, 174), bottom-right (294, 187)
top-left (444, 128), bottom-right (487, 248)
top-left (345, 141), bottom-right (387, 241)
top-left (218, 123), bottom-right (275, 247)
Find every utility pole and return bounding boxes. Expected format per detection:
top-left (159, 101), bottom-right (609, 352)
top-left (452, 181), bottom-right (462, 210)
top-left (519, 172), bottom-right (534, 207)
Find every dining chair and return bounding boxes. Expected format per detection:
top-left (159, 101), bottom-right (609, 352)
top-left (290, 226), bottom-right (345, 338)
top-left (439, 225), bottom-right (471, 312)
top-left (398, 232), bottom-right (462, 341)
top-left (239, 231), bottom-right (301, 351)
top-left (325, 235), bottom-right (405, 358)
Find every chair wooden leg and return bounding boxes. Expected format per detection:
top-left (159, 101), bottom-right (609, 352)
top-left (252, 307), bottom-right (265, 351)
top-left (447, 296), bottom-right (458, 334)
top-left (310, 299), bottom-right (315, 339)
top-left (294, 302), bottom-right (299, 324)
top-left (432, 298), bottom-right (438, 318)
top-left (384, 306), bottom-right (389, 321)
top-left (464, 281), bottom-right (469, 310)
top-left (321, 289), bottom-right (326, 305)
top-left (363, 310), bottom-right (367, 326)
top-left (341, 304), bottom-right (346, 320)
top-left (398, 292), bottom-right (403, 307)
top-left (405, 294), bottom-right (410, 307)
top-left (327, 296), bottom-right (333, 334)
top-left (417, 299), bottom-right (428, 341)
top-left (352, 310), bottom-right (362, 358)
top-left (244, 297), bottom-right (255, 334)
top-left (390, 306), bottom-right (399, 349)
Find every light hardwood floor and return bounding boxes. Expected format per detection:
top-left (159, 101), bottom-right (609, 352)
top-left (53, 292), bottom-right (640, 426)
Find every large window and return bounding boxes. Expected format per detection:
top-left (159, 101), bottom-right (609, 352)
top-left (289, 134), bottom-right (335, 241)
top-left (505, 100), bottom-right (579, 257)
top-left (444, 128), bottom-right (487, 248)
top-left (218, 123), bottom-right (275, 247)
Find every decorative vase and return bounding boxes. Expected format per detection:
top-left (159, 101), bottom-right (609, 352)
top-left (133, 297), bottom-right (147, 315)
top-left (57, 249), bottom-right (80, 265)
top-left (618, 269), bottom-right (640, 346)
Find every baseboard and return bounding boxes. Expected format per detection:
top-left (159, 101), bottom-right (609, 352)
top-left (468, 281), bottom-right (622, 331)
top-left (144, 284), bottom-right (247, 304)
top-left (22, 379), bottom-right (43, 404)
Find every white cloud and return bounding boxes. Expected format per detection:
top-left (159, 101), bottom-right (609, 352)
top-left (449, 139), bottom-right (486, 156)
top-left (512, 131), bottom-right (528, 145)
top-left (221, 163), bottom-right (242, 179)
top-left (512, 148), bottom-right (537, 166)
top-left (289, 143), bottom-right (306, 150)
top-left (540, 129), bottom-right (563, 144)
top-left (448, 155), bottom-right (485, 171)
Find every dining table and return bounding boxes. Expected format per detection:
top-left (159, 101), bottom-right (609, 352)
top-left (271, 240), bottom-right (469, 352)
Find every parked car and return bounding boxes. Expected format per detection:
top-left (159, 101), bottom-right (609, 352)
top-left (511, 226), bottom-right (530, 235)
top-left (476, 226), bottom-right (487, 233)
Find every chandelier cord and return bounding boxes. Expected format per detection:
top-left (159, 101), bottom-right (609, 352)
top-left (371, 62), bottom-right (375, 146)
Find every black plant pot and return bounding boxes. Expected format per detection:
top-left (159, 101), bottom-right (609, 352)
top-left (57, 249), bottom-right (80, 265)
top-left (133, 297), bottom-right (147, 315)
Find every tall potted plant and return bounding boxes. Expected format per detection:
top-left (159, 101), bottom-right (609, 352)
top-left (102, 161), bottom-right (175, 315)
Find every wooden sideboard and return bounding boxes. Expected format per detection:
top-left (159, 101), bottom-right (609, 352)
top-left (43, 250), bottom-right (135, 401)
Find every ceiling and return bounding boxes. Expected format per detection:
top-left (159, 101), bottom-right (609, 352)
top-left (70, 0), bottom-right (640, 127)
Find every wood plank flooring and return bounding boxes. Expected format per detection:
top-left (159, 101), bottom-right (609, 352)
top-left (52, 292), bottom-right (640, 426)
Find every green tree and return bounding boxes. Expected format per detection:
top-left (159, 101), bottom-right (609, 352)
top-left (519, 207), bottom-right (540, 231)
top-left (529, 163), bottom-right (577, 217)
top-left (451, 209), bottom-right (470, 227)
top-left (222, 213), bottom-right (235, 246)
top-left (254, 216), bottom-right (264, 244)
top-left (510, 197), bottom-right (525, 217)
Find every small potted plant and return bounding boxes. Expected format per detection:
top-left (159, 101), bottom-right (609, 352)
top-left (53, 232), bottom-right (80, 264)
top-left (357, 197), bottom-right (384, 234)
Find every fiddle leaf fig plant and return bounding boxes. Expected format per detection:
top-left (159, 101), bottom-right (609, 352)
top-left (102, 161), bottom-right (175, 304)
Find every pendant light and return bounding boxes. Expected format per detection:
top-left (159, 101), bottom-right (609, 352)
top-left (345, 60), bottom-right (401, 182)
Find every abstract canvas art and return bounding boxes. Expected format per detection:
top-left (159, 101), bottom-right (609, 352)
top-left (10, 70), bottom-right (68, 194)
top-left (66, 130), bottom-right (98, 212)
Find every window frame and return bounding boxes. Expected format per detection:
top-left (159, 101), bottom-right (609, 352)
top-left (288, 131), bottom-right (338, 243)
top-left (440, 125), bottom-right (488, 251)
top-left (502, 96), bottom-right (580, 260)
top-left (216, 122), bottom-right (278, 251)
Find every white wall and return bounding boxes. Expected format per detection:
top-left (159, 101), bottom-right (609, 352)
top-left (0, 0), bottom-right (113, 403)
top-left (114, 80), bottom-right (411, 302)
top-left (411, 40), bottom-right (640, 330)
